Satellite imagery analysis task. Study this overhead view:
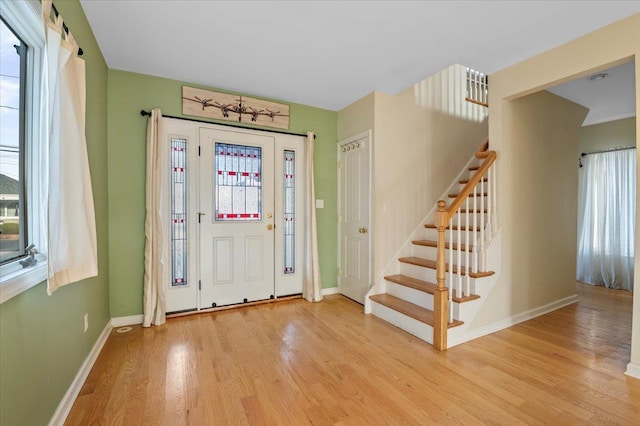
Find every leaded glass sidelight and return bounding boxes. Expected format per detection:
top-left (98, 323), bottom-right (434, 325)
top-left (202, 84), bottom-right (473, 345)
top-left (215, 143), bottom-right (262, 221)
top-left (171, 138), bottom-right (188, 286)
top-left (283, 150), bottom-right (295, 274)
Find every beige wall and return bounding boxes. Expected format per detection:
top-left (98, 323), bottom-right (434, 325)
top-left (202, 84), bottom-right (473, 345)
top-left (580, 116), bottom-right (636, 152)
top-left (338, 92), bottom-right (376, 141)
top-left (339, 68), bottom-right (488, 282)
top-left (473, 91), bottom-right (587, 325)
top-left (488, 13), bottom-right (640, 369)
top-left (372, 83), bottom-right (487, 279)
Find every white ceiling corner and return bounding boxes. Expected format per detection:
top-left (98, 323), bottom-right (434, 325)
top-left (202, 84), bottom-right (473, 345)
top-left (79, 1), bottom-right (640, 112)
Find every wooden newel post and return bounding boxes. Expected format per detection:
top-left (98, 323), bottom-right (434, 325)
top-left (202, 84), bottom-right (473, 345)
top-left (433, 200), bottom-right (449, 351)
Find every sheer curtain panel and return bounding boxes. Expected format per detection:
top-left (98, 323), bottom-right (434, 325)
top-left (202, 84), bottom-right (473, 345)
top-left (143, 109), bottom-right (168, 326)
top-left (577, 148), bottom-right (636, 291)
top-left (43, 0), bottom-right (98, 293)
top-left (303, 131), bottom-right (322, 302)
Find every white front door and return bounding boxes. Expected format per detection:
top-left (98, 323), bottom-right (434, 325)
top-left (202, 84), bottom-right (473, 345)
top-left (163, 121), bottom-right (305, 313)
top-left (199, 128), bottom-right (276, 307)
top-left (338, 131), bottom-right (372, 304)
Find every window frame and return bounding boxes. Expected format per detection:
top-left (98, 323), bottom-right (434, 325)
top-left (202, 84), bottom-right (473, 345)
top-left (1, 15), bottom-right (28, 265)
top-left (0, 0), bottom-right (47, 303)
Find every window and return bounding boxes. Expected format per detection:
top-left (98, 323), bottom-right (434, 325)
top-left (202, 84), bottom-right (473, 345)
top-left (0, 0), bottom-right (47, 303)
top-left (214, 143), bottom-right (263, 221)
top-left (0, 17), bottom-right (27, 265)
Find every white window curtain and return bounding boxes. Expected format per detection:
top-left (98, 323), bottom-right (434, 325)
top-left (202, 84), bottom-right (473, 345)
top-left (143, 109), bottom-right (168, 327)
top-left (42, 0), bottom-right (98, 293)
top-left (577, 148), bottom-right (636, 291)
top-left (303, 131), bottom-right (322, 302)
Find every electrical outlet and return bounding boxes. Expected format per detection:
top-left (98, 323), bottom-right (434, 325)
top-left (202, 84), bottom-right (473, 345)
top-left (83, 313), bottom-right (89, 332)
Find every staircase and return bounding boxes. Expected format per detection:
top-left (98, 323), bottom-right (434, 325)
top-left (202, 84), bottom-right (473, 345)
top-left (365, 139), bottom-right (499, 350)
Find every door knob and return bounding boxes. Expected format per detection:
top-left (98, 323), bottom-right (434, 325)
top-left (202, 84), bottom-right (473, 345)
top-left (267, 224), bottom-right (274, 230)
top-left (358, 227), bottom-right (367, 234)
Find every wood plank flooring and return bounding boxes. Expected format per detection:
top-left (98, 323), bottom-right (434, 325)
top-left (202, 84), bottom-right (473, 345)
top-left (65, 283), bottom-right (639, 425)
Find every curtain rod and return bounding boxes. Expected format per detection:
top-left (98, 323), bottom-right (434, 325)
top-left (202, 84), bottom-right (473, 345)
top-left (51, 3), bottom-right (83, 56)
top-left (581, 146), bottom-right (636, 157)
top-left (140, 110), bottom-right (315, 139)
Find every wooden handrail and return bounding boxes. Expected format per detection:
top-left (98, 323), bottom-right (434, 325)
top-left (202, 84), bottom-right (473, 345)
top-left (433, 139), bottom-right (496, 351)
top-left (465, 97), bottom-right (489, 108)
top-left (445, 146), bottom-right (496, 220)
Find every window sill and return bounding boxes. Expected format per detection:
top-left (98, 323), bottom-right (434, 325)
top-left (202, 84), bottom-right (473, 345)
top-left (0, 261), bottom-right (47, 304)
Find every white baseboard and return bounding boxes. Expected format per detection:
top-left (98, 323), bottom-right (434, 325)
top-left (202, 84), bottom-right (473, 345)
top-left (111, 314), bottom-right (143, 327)
top-left (626, 362), bottom-right (640, 380)
top-left (448, 294), bottom-right (580, 348)
top-left (321, 286), bottom-right (339, 296)
top-left (49, 320), bottom-right (113, 426)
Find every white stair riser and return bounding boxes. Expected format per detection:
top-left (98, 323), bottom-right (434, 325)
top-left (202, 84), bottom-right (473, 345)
top-left (370, 301), bottom-right (434, 344)
top-left (413, 245), bottom-right (474, 268)
top-left (450, 297), bottom-right (481, 323)
top-left (385, 281), bottom-right (434, 310)
top-left (458, 181), bottom-right (490, 192)
top-left (449, 212), bottom-right (490, 226)
top-left (400, 262), bottom-right (438, 283)
top-left (399, 262), bottom-right (483, 296)
top-left (424, 228), bottom-right (485, 243)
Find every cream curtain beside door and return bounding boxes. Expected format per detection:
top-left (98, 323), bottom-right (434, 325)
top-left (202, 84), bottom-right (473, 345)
top-left (143, 109), bottom-right (168, 327)
top-left (43, 0), bottom-right (98, 293)
top-left (303, 131), bottom-right (322, 302)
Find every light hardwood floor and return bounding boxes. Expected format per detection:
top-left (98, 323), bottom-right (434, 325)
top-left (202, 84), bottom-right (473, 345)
top-left (65, 283), bottom-right (639, 425)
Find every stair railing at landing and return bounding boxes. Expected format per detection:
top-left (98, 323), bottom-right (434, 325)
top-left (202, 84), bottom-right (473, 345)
top-left (465, 68), bottom-right (489, 107)
top-left (432, 139), bottom-right (497, 350)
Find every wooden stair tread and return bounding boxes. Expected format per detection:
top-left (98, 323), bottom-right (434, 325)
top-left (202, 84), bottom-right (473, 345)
top-left (385, 274), bottom-right (480, 304)
top-left (384, 274), bottom-right (437, 294)
top-left (412, 239), bottom-right (473, 252)
top-left (369, 294), bottom-right (463, 328)
top-left (459, 177), bottom-right (488, 184)
top-left (468, 166), bottom-right (480, 171)
top-left (398, 256), bottom-right (495, 278)
top-left (452, 290), bottom-right (481, 303)
top-left (448, 192), bottom-right (488, 198)
top-left (424, 224), bottom-right (481, 232)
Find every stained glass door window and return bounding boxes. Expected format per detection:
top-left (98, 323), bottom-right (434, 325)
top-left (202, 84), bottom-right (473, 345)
top-left (171, 138), bottom-right (188, 286)
top-left (215, 143), bottom-right (262, 221)
top-left (283, 150), bottom-right (295, 274)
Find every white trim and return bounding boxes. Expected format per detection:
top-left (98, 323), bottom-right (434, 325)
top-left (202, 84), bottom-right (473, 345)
top-left (321, 286), bottom-right (339, 296)
top-left (111, 314), bottom-right (144, 327)
top-left (625, 362), bottom-right (640, 380)
top-left (337, 130), bottom-right (373, 303)
top-left (448, 294), bottom-right (579, 348)
top-left (48, 321), bottom-right (112, 426)
top-left (0, 261), bottom-right (47, 304)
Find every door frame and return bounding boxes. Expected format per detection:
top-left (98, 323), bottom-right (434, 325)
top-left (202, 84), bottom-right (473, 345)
top-left (337, 129), bottom-right (373, 303)
top-left (164, 118), bottom-right (306, 313)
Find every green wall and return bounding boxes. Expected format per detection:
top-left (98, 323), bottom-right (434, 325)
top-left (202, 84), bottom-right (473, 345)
top-left (107, 70), bottom-right (338, 317)
top-left (0, 1), bottom-right (110, 425)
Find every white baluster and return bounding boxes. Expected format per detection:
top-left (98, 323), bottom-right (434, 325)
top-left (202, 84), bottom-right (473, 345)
top-left (448, 214), bottom-right (453, 323)
top-left (492, 164), bottom-right (498, 234)
top-left (465, 196), bottom-right (470, 297)
top-left (480, 175), bottom-right (486, 272)
top-left (473, 183), bottom-right (478, 275)
top-left (457, 205), bottom-right (462, 299)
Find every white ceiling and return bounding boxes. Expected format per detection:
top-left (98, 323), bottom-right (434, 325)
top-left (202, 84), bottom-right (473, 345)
top-left (79, 1), bottom-right (640, 111)
top-left (547, 61), bottom-right (636, 126)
